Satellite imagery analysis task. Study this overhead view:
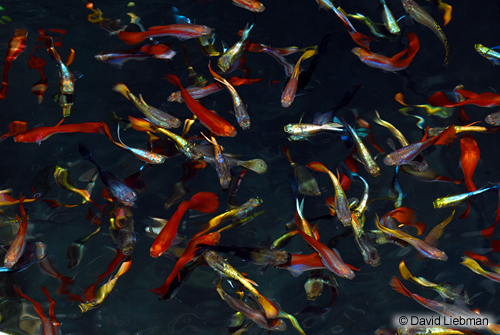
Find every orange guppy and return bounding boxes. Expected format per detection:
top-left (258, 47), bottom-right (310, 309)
top-left (1, 0), bottom-right (500, 334)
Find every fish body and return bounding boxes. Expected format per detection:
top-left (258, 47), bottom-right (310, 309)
top-left (14, 120), bottom-right (105, 144)
top-left (208, 61), bottom-right (250, 129)
top-left (401, 0), bottom-right (449, 65)
top-left (281, 49), bottom-right (316, 108)
top-left (380, 0), bottom-right (401, 35)
top-left (113, 83), bottom-right (181, 129)
top-left (4, 197), bottom-right (27, 268)
top-left (218, 23), bottom-right (253, 73)
top-left (475, 44), bottom-right (500, 66)
top-left (119, 24), bottom-right (211, 45)
top-left (232, 0), bottom-right (265, 12)
top-left (341, 118), bottom-right (380, 177)
top-left (433, 185), bottom-right (499, 209)
top-left (460, 134), bottom-right (479, 192)
top-left (0, 29), bottom-right (28, 100)
top-left (165, 74), bottom-right (237, 137)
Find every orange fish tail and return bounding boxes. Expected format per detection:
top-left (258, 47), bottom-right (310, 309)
top-left (187, 192), bottom-right (219, 213)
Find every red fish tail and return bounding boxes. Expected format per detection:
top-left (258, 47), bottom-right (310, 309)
top-left (480, 220), bottom-right (498, 238)
top-left (491, 239), bottom-right (500, 252)
top-left (186, 192), bottom-right (219, 213)
top-left (428, 91), bottom-right (457, 107)
top-left (349, 31), bottom-right (376, 49)
top-left (165, 74), bottom-right (181, 88)
top-left (13, 286), bottom-right (49, 322)
top-left (389, 276), bottom-right (413, 298)
top-left (306, 161), bottom-right (329, 173)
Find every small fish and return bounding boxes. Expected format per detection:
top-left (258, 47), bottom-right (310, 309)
top-left (352, 33), bottom-right (419, 72)
top-left (196, 144), bottom-right (268, 174)
top-left (399, 259), bottom-right (470, 303)
top-left (379, 0), bottom-right (401, 35)
top-left (218, 23), bottom-right (253, 73)
top-left (0, 29), bottom-right (28, 100)
top-left (193, 197), bottom-right (262, 238)
top-left (296, 226), bottom-right (355, 279)
top-left (232, 0), bottom-right (265, 12)
top-left (485, 110), bottom-right (500, 125)
top-left (201, 133), bottom-right (231, 189)
top-left (376, 214), bottom-right (447, 261)
top-left (316, 0), bottom-right (376, 48)
top-left (433, 184), bottom-right (499, 209)
top-left (208, 61), bottom-right (250, 129)
top-left (460, 134), bottom-right (479, 192)
top-left (128, 116), bottom-right (204, 161)
top-left (95, 44), bottom-right (176, 69)
top-left (203, 250), bottom-right (280, 319)
top-left (475, 44), bottom-right (500, 66)
top-left (67, 226), bottom-right (101, 268)
top-left (383, 125), bottom-right (456, 170)
top-left (113, 82), bottom-right (181, 129)
top-left (401, 0), bottom-right (449, 65)
top-left (4, 196), bottom-right (28, 268)
top-left (215, 279), bottom-right (286, 332)
top-left (119, 23), bottom-right (211, 45)
top-left (150, 192), bottom-right (219, 257)
top-left (14, 119), bottom-right (106, 144)
top-left (307, 161), bottom-right (352, 227)
top-left (281, 49), bottom-right (316, 108)
top-left (165, 74), bottom-right (237, 137)
top-left (340, 116), bottom-right (380, 177)
top-left (78, 143), bottom-right (137, 206)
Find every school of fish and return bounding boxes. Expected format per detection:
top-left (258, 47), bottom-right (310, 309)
top-left (1, 0), bottom-right (500, 334)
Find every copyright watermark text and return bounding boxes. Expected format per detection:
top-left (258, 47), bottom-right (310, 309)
top-left (392, 313), bottom-right (491, 330)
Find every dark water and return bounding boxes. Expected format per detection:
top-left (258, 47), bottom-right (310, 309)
top-left (1, 0), bottom-right (500, 334)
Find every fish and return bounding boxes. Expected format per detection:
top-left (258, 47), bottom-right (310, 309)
top-left (168, 77), bottom-right (262, 103)
top-left (78, 143), bottom-right (137, 206)
top-left (208, 61), bottom-right (250, 129)
top-left (232, 0), bottom-right (265, 12)
top-left (203, 249), bottom-right (280, 319)
top-left (218, 23), bottom-right (253, 73)
top-left (201, 133), bottom-right (231, 189)
top-left (340, 116), bottom-right (380, 177)
top-left (118, 23), bottom-right (212, 45)
top-left (165, 74), bottom-right (237, 137)
top-left (307, 162), bottom-right (352, 227)
top-left (101, 122), bottom-right (166, 164)
top-left (401, 0), bottom-right (449, 65)
top-left (0, 29), bottom-right (28, 100)
top-left (199, 244), bottom-right (290, 268)
top-left (375, 214), bottom-right (448, 260)
top-left (193, 197), bottom-right (262, 238)
top-left (95, 43), bottom-right (176, 68)
top-left (113, 82), bottom-right (181, 129)
top-left (296, 226), bottom-right (355, 279)
top-left (150, 232), bottom-right (221, 297)
top-left (485, 110), bottom-right (500, 126)
top-left (379, 0), bottom-right (400, 35)
top-left (128, 116), bottom-right (204, 161)
top-left (460, 134), bottom-right (479, 192)
top-left (433, 184), bottom-right (499, 209)
top-left (475, 44), bottom-right (500, 66)
top-left (215, 279), bottom-right (286, 332)
top-left (195, 143), bottom-right (268, 174)
top-left (150, 192), bottom-right (219, 258)
top-left (399, 259), bottom-right (470, 303)
top-left (14, 119), bottom-right (106, 144)
top-left (4, 196), bottom-right (28, 268)
top-left (281, 49), bottom-right (316, 108)
top-left (352, 33), bottom-right (420, 72)
top-left (316, 0), bottom-right (376, 48)
top-left (383, 125), bottom-right (457, 170)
